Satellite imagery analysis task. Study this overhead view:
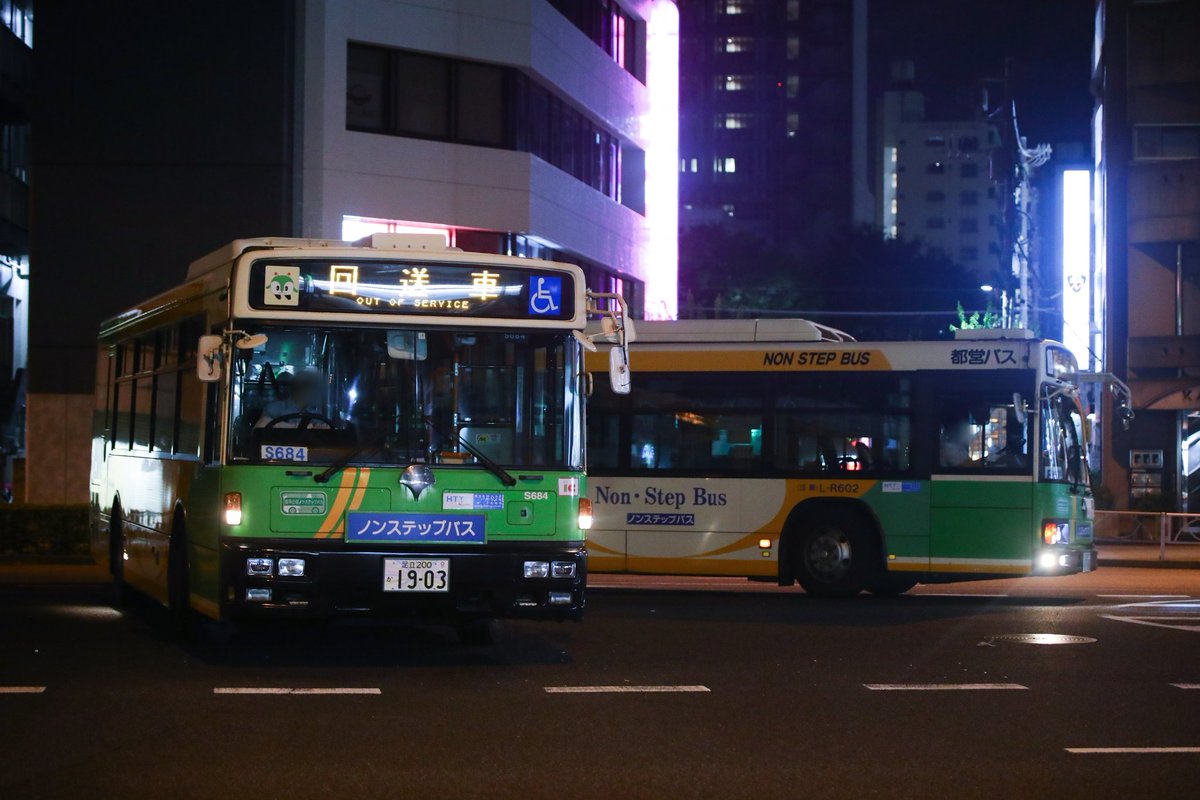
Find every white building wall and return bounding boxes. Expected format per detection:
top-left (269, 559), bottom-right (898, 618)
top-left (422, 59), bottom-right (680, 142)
top-left (299, 0), bottom-right (673, 308)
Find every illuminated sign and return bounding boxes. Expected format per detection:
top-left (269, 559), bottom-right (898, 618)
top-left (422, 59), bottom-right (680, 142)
top-left (247, 260), bottom-right (575, 320)
top-left (1061, 169), bottom-right (1091, 368)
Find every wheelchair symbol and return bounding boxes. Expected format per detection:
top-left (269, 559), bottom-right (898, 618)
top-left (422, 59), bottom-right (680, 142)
top-left (528, 276), bottom-right (561, 316)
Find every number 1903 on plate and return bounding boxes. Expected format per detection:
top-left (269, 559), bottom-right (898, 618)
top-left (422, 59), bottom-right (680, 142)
top-left (383, 558), bottom-right (450, 592)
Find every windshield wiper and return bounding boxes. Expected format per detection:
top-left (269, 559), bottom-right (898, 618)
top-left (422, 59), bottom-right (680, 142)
top-left (314, 444), bottom-right (376, 484)
top-left (423, 415), bottom-right (517, 487)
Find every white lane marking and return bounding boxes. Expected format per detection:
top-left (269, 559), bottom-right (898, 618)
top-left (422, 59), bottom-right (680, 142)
top-left (544, 685), bottom-right (711, 694)
top-left (1099, 615), bottom-right (1200, 633)
top-left (1066, 747), bottom-right (1200, 754)
top-left (1097, 594), bottom-right (1188, 599)
top-left (863, 683), bottom-right (1028, 691)
top-left (1172, 683), bottom-right (1200, 690)
top-left (213, 688), bottom-right (381, 695)
top-left (0, 686), bottom-right (46, 694)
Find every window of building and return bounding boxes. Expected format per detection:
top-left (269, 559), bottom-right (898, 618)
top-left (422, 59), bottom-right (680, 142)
top-left (715, 156), bottom-right (737, 174)
top-left (958, 136), bottom-right (979, 151)
top-left (718, 113), bottom-right (752, 130)
top-left (546, 0), bottom-right (641, 81)
top-left (785, 75), bottom-right (799, 98)
top-left (719, 36), bottom-right (753, 53)
top-left (786, 112), bottom-right (800, 137)
top-left (717, 74), bottom-right (751, 91)
top-left (960, 218), bottom-right (979, 233)
top-left (786, 36), bottom-right (799, 59)
top-left (925, 218), bottom-right (945, 230)
top-left (721, 0), bottom-right (752, 14)
top-left (987, 186), bottom-right (996, 199)
top-left (925, 134), bottom-right (946, 147)
top-left (960, 190), bottom-right (979, 206)
top-left (961, 163), bottom-right (979, 178)
top-left (1135, 124), bottom-right (1200, 160)
top-left (926, 190), bottom-right (945, 202)
top-left (722, 204), bottom-right (736, 217)
top-left (787, 0), bottom-right (800, 21)
top-left (347, 43), bottom-right (639, 211)
top-left (926, 161), bottom-right (945, 174)
top-left (959, 246), bottom-right (978, 262)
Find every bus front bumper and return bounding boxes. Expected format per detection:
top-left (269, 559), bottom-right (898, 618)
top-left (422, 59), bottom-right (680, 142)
top-left (220, 539), bottom-right (586, 622)
top-left (1035, 546), bottom-right (1097, 575)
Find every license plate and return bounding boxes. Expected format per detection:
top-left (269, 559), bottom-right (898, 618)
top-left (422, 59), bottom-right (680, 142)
top-left (383, 558), bottom-right (450, 592)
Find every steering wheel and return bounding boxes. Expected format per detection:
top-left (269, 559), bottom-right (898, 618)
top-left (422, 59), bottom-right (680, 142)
top-left (263, 411), bottom-right (339, 430)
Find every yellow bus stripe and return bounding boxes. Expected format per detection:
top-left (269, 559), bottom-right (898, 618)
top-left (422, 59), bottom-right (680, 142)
top-left (317, 469), bottom-right (357, 539)
top-left (349, 467), bottom-right (371, 510)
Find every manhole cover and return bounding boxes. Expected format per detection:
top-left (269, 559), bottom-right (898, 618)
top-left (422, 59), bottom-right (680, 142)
top-left (985, 633), bottom-right (1097, 645)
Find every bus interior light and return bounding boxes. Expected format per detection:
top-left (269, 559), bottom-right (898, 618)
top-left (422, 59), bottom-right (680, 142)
top-left (277, 558), bottom-right (306, 577)
top-left (246, 558), bottom-right (273, 576)
top-left (551, 561), bottom-right (576, 579)
top-left (577, 498), bottom-right (594, 530)
top-left (224, 492), bottom-right (243, 526)
top-left (523, 561), bottom-right (550, 579)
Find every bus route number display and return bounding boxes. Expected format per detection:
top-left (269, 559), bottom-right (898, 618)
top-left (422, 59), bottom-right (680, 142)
top-left (248, 260), bottom-right (574, 320)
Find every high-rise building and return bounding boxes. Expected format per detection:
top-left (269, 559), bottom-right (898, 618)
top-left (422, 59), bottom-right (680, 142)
top-left (28, 0), bottom-right (678, 504)
top-left (0, 0), bottom-right (31, 498)
top-left (677, 0), bottom-right (870, 257)
top-left (1092, 0), bottom-right (1200, 511)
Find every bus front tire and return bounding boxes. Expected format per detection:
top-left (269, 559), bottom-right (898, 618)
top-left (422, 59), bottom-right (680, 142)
top-left (793, 518), bottom-right (874, 597)
top-left (167, 517), bottom-right (194, 638)
top-left (110, 510), bottom-right (130, 607)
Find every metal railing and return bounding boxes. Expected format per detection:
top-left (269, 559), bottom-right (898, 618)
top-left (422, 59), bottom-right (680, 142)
top-left (1094, 510), bottom-right (1200, 561)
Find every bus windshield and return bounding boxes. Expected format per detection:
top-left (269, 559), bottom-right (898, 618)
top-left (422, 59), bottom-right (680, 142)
top-left (228, 326), bottom-right (582, 470)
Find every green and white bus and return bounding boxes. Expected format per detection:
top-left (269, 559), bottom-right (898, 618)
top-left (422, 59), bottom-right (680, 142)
top-left (584, 319), bottom-right (1096, 595)
top-left (90, 234), bottom-right (631, 638)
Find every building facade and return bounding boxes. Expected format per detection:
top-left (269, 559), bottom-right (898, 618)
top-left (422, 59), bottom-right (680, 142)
top-left (677, 0), bottom-right (870, 256)
top-left (28, 0), bottom-right (677, 504)
top-left (1093, 0), bottom-right (1200, 511)
top-left (0, 0), bottom-right (30, 498)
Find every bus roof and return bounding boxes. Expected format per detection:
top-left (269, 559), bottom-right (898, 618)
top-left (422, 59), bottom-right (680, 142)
top-left (616, 319), bottom-right (856, 343)
top-left (186, 233), bottom-right (453, 280)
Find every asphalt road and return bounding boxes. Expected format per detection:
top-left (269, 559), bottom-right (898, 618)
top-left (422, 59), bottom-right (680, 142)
top-left (2, 567), bottom-right (1199, 799)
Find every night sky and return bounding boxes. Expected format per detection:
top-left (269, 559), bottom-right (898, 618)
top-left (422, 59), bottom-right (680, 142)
top-left (870, 0), bottom-right (1096, 146)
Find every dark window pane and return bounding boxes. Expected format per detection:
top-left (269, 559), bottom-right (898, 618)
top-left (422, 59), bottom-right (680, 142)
top-left (394, 51), bottom-right (449, 138)
top-left (455, 61), bottom-right (505, 146)
top-left (347, 44), bottom-right (389, 131)
top-left (154, 371), bottom-right (179, 452)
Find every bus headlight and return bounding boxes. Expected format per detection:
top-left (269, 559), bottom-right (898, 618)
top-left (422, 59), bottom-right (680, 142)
top-left (224, 492), bottom-right (243, 526)
top-left (523, 561), bottom-right (550, 579)
top-left (551, 561), bottom-right (577, 579)
top-left (1039, 552), bottom-right (1058, 570)
top-left (577, 498), bottom-right (594, 531)
top-left (246, 557), bottom-right (272, 576)
top-left (277, 558), bottom-right (306, 577)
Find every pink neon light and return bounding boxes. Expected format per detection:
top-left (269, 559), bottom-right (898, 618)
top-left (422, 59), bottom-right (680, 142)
top-left (644, 1), bottom-right (679, 320)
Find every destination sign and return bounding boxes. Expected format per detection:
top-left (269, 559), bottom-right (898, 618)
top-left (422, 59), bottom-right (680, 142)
top-left (247, 259), bottom-right (575, 320)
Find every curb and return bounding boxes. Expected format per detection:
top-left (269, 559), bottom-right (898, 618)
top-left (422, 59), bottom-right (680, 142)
top-left (1097, 558), bottom-right (1200, 570)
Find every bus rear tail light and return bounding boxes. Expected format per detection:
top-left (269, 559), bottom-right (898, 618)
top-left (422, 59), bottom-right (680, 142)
top-left (224, 492), bottom-right (243, 526)
top-left (1042, 521), bottom-right (1069, 545)
top-left (577, 498), bottom-right (594, 531)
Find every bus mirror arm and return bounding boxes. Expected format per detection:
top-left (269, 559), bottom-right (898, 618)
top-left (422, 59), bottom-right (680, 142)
top-left (197, 335), bottom-right (224, 382)
top-left (586, 291), bottom-right (634, 394)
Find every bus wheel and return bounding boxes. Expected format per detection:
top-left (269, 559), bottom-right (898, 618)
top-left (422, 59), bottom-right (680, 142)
top-left (794, 518), bottom-right (872, 597)
top-left (867, 574), bottom-right (918, 596)
top-left (455, 617), bottom-right (500, 646)
top-left (110, 509), bottom-right (130, 606)
top-left (167, 517), bottom-right (193, 637)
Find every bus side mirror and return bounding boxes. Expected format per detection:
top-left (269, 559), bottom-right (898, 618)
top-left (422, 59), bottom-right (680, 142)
top-left (609, 345), bottom-right (631, 395)
top-left (197, 335), bottom-right (224, 382)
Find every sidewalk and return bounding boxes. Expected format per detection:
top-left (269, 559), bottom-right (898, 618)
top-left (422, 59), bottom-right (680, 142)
top-left (1095, 541), bottom-right (1200, 569)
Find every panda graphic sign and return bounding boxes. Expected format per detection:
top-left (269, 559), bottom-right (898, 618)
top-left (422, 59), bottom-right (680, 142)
top-left (262, 265), bottom-right (300, 307)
